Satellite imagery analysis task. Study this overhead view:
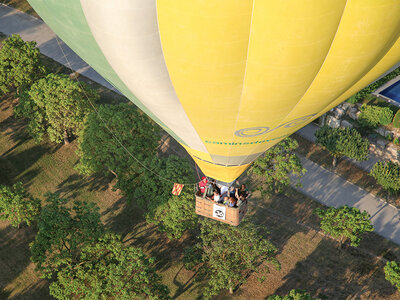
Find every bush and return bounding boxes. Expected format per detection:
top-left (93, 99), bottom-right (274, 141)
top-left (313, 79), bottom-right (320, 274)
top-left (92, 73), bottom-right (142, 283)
top-left (352, 66), bottom-right (400, 103)
top-left (0, 34), bottom-right (46, 94)
top-left (315, 126), bottom-right (369, 165)
top-left (358, 104), bottom-right (393, 128)
top-left (385, 261), bottom-right (400, 292)
top-left (314, 205), bottom-right (373, 247)
top-left (370, 160), bottom-right (400, 194)
top-left (0, 182), bottom-right (41, 227)
top-left (393, 110), bottom-right (400, 128)
top-left (394, 137), bottom-right (400, 145)
top-left (346, 94), bottom-right (358, 104)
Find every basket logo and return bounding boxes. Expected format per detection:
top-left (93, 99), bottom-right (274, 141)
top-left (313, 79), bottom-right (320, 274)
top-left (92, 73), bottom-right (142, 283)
top-left (213, 204), bottom-right (226, 220)
top-left (215, 210), bottom-right (224, 218)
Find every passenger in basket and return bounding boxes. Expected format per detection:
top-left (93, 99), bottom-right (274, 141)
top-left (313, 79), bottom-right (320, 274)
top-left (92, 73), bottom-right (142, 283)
top-left (228, 186), bottom-right (236, 199)
top-left (237, 195), bottom-right (246, 206)
top-left (238, 184), bottom-right (250, 199)
top-left (208, 190), bottom-right (221, 203)
top-left (228, 197), bottom-right (237, 207)
top-left (219, 184), bottom-right (229, 198)
top-left (198, 176), bottom-right (208, 196)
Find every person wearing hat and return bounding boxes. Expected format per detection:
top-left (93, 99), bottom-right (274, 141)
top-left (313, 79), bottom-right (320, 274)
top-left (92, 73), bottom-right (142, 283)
top-left (198, 176), bottom-right (208, 196)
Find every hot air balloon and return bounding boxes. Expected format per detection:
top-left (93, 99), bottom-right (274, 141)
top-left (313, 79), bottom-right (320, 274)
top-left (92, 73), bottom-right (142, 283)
top-left (27, 0), bottom-right (400, 184)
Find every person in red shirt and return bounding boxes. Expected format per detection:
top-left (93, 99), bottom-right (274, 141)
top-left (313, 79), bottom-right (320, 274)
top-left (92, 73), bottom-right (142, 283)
top-left (198, 176), bottom-right (208, 196)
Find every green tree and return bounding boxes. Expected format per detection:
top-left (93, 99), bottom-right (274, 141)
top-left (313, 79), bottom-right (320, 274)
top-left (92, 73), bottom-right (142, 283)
top-left (358, 104), bottom-right (394, 128)
top-left (30, 193), bottom-right (104, 278)
top-left (315, 126), bottom-right (369, 166)
top-left (384, 261), bottom-right (400, 292)
top-left (120, 155), bottom-right (195, 219)
top-left (249, 137), bottom-right (306, 194)
top-left (14, 73), bottom-right (97, 144)
top-left (0, 34), bottom-right (46, 94)
top-left (314, 205), bottom-right (373, 247)
top-left (184, 219), bottom-right (279, 298)
top-left (267, 289), bottom-right (319, 300)
top-left (370, 160), bottom-right (400, 195)
top-left (76, 103), bottom-right (159, 177)
top-left (0, 182), bottom-right (41, 228)
top-left (49, 233), bottom-right (170, 300)
top-left (152, 192), bottom-right (198, 240)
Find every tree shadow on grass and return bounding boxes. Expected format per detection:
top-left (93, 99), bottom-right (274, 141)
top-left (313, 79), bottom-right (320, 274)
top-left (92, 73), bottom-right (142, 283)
top-left (55, 173), bottom-right (115, 200)
top-left (1, 144), bottom-right (49, 188)
top-left (274, 239), bottom-right (398, 300)
top-left (0, 223), bottom-right (51, 299)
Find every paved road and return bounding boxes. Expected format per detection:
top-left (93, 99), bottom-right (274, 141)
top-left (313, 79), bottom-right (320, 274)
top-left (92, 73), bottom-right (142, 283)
top-left (0, 3), bottom-right (116, 91)
top-left (2, 4), bottom-right (400, 245)
top-left (295, 156), bottom-right (400, 245)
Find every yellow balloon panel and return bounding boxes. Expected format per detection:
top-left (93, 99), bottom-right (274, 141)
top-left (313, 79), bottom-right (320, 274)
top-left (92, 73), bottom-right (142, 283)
top-left (27, 0), bottom-right (400, 183)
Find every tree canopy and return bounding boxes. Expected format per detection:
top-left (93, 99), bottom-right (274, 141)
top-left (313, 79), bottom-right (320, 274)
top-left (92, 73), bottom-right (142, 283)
top-left (77, 103), bottom-right (159, 177)
top-left (0, 34), bottom-right (46, 94)
top-left (315, 126), bottom-right (369, 166)
top-left (358, 104), bottom-right (394, 128)
top-left (14, 73), bottom-right (97, 144)
top-left (370, 160), bottom-right (400, 195)
top-left (119, 155), bottom-right (195, 218)
top-left (30, 193), bottom-right (104, 278)
top-left (184, 219), bottom-right (279, 299)
top-left (314, 205), bottom-right (373, 247)
top-left (384, 261), bottom-right (400, 292)
top-left (49, 233), bottom-right (170, 300)
top-left (0, 182), bottom-right (41, 228)
top-left (249, 137), bottom-right (306, 194)
top-left (151, 192), bottom-right (198, 240)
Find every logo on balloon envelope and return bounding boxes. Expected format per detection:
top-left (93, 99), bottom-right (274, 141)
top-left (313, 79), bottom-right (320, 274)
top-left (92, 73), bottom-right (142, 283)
top-left (213, 204), bottom-right (226, 220)
top-left (235, 114), bottom-right (316, 138)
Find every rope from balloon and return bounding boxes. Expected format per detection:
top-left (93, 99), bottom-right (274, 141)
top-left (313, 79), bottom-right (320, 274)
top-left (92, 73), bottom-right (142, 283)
top-left (54, 36), bottom-right (199, 189)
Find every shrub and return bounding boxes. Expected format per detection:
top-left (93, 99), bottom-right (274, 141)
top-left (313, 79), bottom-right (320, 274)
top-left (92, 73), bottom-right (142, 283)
top-left (314, 205), bottom-right (373, 247)
top-left (315, 126), bottom-right (369, 166)
top-left (393, 110), bottom-right (400, 128)
top-left (346, 94), bottom-right (358, 104)
top-left (394, 137), bottom-right (399, 145)
top-left (0, 34), bottom-right (46, 94)
top-left (370, 160), bottom-right (400, 194)
top-left (358, 104), bottom-right (393, 128)
top-left (385, 261), bottom-right (400, 292)
top-left (0, 182), bottom-right (41, 227)
top-left (352, 66), bottom-right (400, 103)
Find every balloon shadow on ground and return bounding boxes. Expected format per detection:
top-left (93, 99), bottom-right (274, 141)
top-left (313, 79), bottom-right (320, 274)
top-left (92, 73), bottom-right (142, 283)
top-left (273, 238), bottom-right (398, 300)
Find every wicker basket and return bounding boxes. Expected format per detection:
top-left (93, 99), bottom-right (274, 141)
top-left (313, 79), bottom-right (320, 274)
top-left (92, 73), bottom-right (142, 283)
top-left (195, 196), bottom-right (247, 226)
